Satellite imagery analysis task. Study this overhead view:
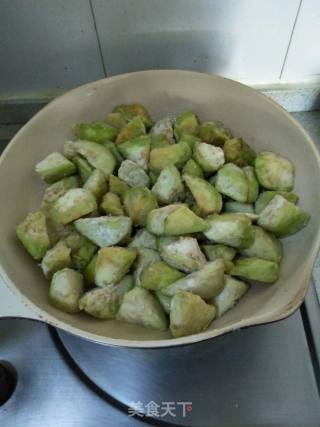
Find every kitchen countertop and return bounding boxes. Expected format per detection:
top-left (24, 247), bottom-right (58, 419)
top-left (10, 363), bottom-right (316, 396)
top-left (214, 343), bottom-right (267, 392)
top-left (292, 111), bottom-right (320, 302)
top-left (292, 111), bottom-right (320, 303)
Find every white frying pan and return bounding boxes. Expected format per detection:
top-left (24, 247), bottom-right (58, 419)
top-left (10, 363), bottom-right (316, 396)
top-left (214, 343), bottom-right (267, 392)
top-left (0, 70), bottom-right (319, 347)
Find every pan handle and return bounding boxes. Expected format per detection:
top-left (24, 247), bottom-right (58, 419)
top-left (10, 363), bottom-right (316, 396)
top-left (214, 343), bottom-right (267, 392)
top-left (0, 276), bottom-right (40, 320)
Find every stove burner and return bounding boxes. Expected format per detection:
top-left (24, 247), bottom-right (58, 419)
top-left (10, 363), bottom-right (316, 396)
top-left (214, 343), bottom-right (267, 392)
top-left (0, 361), bottom-right (17, 406)
top-left (49, 327), bottom-right (177, 426)
top-left (50, 309), bottom-right (320, 427)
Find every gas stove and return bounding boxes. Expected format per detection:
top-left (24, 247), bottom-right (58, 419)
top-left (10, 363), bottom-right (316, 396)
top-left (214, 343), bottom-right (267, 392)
top-left (1, 281), bottom-right (320, 427)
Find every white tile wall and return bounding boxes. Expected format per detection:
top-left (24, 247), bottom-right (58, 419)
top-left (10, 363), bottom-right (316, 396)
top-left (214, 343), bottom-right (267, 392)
top-left (91, 0), bottom-right (300, 83)
top-left (0, 0), bottom-right (319, 97)
top-left (0, 0), bottom-right (105, 96)
top-left (281, 0), bottom-right (320, 81)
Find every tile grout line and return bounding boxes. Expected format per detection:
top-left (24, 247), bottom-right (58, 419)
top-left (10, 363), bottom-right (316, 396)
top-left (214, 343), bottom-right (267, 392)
top-left (89, 0), bottom-right (108, 77)
top-left (279, 0), bottom-right (303, 79)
